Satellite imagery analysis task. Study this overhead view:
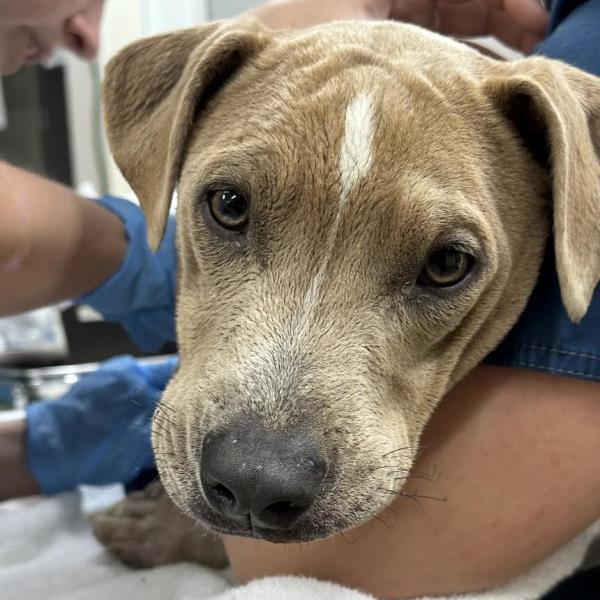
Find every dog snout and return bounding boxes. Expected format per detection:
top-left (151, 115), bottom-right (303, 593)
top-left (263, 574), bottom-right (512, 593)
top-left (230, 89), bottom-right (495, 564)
top-left (200, 422), bottom-right (327, 530)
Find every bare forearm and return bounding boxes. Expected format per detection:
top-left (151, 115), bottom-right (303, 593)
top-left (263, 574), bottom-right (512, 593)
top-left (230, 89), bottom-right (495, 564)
top-left (225, 367), bottom-right (600, 597)
top-left (0, 417), bottom-right (40, 500)
top-left (246, 0), bottom-right (389, 29)
top-left (0, 161), bottom-right (127, 316)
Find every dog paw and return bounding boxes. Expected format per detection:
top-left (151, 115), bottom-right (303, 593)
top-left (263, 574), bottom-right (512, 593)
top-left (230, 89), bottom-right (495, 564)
top-left (90, 481), bottom-right (227, 569)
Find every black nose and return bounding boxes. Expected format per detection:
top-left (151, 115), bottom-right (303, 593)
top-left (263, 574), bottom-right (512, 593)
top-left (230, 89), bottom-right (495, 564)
top-left (201, 422), bottom-right (327, 530)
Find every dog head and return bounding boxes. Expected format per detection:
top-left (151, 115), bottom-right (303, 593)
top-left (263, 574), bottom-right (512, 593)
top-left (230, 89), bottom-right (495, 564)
top-left (103, 19), bottom-right (600, 542)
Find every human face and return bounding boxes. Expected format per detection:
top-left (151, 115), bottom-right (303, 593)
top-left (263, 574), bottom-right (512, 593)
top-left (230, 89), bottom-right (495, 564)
top-left (0, 0), bottom-right (104, 75)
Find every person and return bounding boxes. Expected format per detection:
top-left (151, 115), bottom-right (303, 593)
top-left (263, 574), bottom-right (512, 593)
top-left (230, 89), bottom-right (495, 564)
top-left (0, 0), bottom-right (104, 75)
top-left (0, 0), bottom-right (179, 499)
top-left (0, 0), bottom-right (598, 597)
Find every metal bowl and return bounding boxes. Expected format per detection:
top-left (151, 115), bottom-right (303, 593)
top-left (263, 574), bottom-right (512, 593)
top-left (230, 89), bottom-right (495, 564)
top-left (0, 355), bottom-right (173, 411)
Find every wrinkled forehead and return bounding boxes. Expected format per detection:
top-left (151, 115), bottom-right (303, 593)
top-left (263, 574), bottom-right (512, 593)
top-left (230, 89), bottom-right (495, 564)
top-left (184, 22), bottom-right (489, 236)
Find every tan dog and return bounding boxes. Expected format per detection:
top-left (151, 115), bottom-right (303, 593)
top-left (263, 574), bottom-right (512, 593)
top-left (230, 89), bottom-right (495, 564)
top-left (92, 18), bottom-right (600, 567)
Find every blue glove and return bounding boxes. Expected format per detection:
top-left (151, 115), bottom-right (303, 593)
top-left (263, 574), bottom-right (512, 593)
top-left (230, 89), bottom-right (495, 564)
top-left (25, 355), bottom-right (178, 495)
top-left (76, 197), bottom-right (177, 353)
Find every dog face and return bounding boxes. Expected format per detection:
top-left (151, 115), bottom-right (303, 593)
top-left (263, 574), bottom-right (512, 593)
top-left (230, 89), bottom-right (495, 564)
top-left (103, 20), bottom-right (600, 542)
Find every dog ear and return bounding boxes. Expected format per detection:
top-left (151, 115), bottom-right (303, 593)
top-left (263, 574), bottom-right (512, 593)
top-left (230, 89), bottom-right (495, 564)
top-left (483, 58), bottom-right (600, 323)
top-left (102, 19), bottom-right (270, 250)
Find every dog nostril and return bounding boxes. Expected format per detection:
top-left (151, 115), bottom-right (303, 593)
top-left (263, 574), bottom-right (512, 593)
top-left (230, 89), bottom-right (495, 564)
top-left (212, 483), bottom-right (235, 505)
top-left (261, 500), bottom-right (309, 523)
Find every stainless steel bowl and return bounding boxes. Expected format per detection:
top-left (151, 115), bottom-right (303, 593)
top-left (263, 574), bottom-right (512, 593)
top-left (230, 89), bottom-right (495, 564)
top-left (0, 355), bottom-right (173, 411)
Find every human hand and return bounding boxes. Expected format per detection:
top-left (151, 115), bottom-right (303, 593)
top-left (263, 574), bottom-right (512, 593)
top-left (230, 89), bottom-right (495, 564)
top-left (77, 197), bottom-right (177, 354)
top-left (384, 0), bottom-right (549, 53)
top-left (25, 355), bottom-right (178, 494)
top-left (250, 0), bottom-right (549, 53)
top-left (248, 0), bottom-right (375, 30)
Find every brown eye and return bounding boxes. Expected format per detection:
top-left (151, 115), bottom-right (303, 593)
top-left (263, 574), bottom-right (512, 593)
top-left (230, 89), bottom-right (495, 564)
top-left (420, 248), bottom-right (472, 287)
top-left (207, 190), bottom-right (249, 231)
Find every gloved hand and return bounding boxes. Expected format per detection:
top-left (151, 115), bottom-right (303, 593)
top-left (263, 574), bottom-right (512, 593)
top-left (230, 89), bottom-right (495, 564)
top-left (25, 355), bottom-right (178, 495)
top-left (76, 196), bottom-right (177, 353)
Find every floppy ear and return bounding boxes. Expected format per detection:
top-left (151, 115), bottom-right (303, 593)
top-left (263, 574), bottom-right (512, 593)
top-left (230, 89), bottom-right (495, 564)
top-left (102, 19), bottom-right (270, 250)
top-left (483, 57), bottom-right (600, 323)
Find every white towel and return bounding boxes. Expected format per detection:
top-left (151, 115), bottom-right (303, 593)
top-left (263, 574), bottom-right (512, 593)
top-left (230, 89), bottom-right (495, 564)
top-left (1, 493), bottom-right (597, 600)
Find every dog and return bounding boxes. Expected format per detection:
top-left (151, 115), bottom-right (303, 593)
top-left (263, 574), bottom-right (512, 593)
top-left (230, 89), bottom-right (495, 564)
top-left (92, 17), bottom-right (600, 568)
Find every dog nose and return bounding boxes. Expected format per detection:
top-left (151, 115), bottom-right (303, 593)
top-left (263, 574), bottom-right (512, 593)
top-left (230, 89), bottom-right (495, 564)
top-left (200, 423), bottom-right (327, 530)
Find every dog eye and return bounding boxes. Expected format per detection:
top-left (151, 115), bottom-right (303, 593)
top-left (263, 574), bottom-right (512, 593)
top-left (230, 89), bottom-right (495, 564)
top-left (207, 190), bottom-right (249, 231)
top-left (420, 248), bottom-right (473, 288)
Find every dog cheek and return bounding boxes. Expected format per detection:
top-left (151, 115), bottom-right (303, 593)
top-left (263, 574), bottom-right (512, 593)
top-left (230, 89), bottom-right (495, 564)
top-left (151, 376), bottom-right (203, 498)
top-left (319, 403), bottom-right (413, 525)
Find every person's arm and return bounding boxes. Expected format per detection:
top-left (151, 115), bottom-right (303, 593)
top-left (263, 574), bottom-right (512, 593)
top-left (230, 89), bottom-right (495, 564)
top-left (0, 160), bottom-right (127, 316)
top-left (0, 417), bottom-right (40, 500)
top-left (246, 0), bottom-right (387, 29)
top-left (225, 367), bottom-right (600, 597)
top-left (0, 356), bottom-right (178, 501)
top-left (249, 0), bottom-right (549, 53)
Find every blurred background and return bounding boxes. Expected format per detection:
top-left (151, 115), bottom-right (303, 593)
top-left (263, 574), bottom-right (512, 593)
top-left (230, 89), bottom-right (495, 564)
top-left (0, 0), bottom-right (261, 365)
top-left (0, 0), bottom-right (261, 410)
top-left (0, 0), bottom-right (517, 377)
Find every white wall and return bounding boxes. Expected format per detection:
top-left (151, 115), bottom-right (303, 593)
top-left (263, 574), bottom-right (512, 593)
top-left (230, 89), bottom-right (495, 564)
top-left (97, 1), bottom-right (145, 199)
top-left (63, 0), bottom-right (145, 198)
top-left (64, 0), bottom-right (264, 199)
top-left (207, 0), bottom-right (263, 19)
top-left (63, 53), bottom-right (102, 194)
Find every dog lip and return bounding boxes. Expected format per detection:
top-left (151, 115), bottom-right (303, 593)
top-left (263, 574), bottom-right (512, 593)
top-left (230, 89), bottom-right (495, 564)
top-left (250, 527), bottom-right (323, 543)
top-left (193, 503), bottom-right (327, 542)
top-left (207, 522), bottom-right (322, 543)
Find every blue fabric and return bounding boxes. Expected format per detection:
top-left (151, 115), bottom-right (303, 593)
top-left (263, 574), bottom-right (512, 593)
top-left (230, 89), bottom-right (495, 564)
top-left (485, 248), bottom-right (600, 381)
top-left (76, 196), bottom-right (177, 353)
top-left (535, 0), bottom-right (600, 76)
top-left (26, 355), bottom-right (178, 495)
top-left (484, 0), bottom-right (600, 381)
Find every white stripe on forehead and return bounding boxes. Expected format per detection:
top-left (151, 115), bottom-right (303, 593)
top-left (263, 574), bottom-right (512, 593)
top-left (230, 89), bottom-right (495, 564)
top-left (236, 94), bottom-right (378, 394)
top-left (290, 91), bottom-right (377, 345)
top-left (244, 93), bottom-right (378, 378)
top-left (339, 92), bottom-right (376, 202)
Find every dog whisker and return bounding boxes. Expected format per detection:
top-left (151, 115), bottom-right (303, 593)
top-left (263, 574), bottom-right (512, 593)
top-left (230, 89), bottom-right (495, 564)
top-left (153, 418), bottom-right (177, 431)
top-left (151, 421), bottom-right (171, 436)
top-left (370, 463), bottom-right (438, 482)
top-left (374, 467), bottom-right (433, 480)
top-left (155, 404), bottom-right (174, 418)
top-left (339, 530), bottom-right (357, 545)
top-left (131, 423), bottom-right (153, 434)
top-left (402, 491), bottom-right (446, 503)
top-left (157, 401), bottom-right (176, 414)
top-left (380, 487), bottom-right (447, 503)
top-left (373, 513), bottom-right (393, 530)
top-left (380, 445), bottom-right (420, 458)
top-left (153, 409), bottom-right (177, 427)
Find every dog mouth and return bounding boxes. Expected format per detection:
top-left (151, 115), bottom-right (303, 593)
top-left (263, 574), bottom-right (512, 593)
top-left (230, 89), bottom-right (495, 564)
top-left (154, 406), bottom-right (411, 543)
top-left (154, 413), bottom-right (414, 542)
top-left (189, 498), bottom-right (337, 543)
